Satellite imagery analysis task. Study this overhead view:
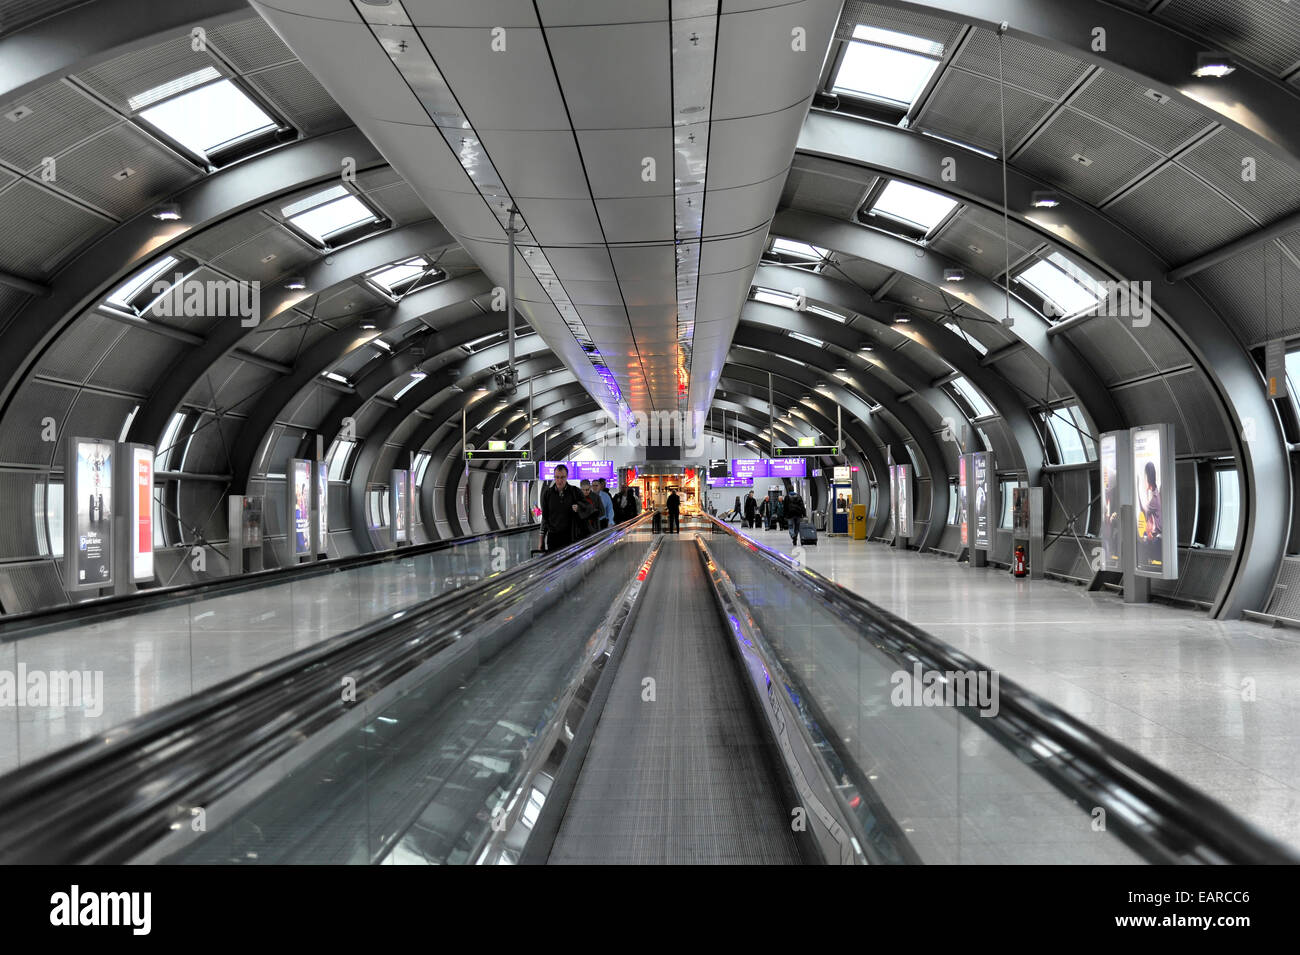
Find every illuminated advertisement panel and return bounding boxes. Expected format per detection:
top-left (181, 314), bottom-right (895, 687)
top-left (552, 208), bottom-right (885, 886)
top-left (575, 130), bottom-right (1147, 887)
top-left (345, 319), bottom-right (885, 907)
top-left (131, 445), bottom-right (154, 581)
top-left (241, 497), bottom-right (264, 548)
top-left (889, 465), bottom-right (898, 532)
top-left (959, 455), bottom-right (969, 548)
top-left (539, 460), bottom-right (616, 482)
top-left (316, 461), bottom-right (329, 554)
top-left (391, 469), bottom-right (409, 543)
top-left (66, 437), bottom-right (114, 590)
top-left (1132, 424), bottom-right (1178, 579)
top-left (896, 464), bottom-right (913, 538)
top-left (1098, 431), bottom-right (1131, 572)
top-left (973, 452), bottom-right (994, 549)
top-left (290, 459), bottom-right (312, 556)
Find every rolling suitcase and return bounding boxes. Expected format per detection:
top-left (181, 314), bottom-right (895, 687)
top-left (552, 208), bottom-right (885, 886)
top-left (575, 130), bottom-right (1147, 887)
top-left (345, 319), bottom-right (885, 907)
top-left (798, 523), bottom-right (817, 545)
top-left (813, 510), bottom-right (826, 531)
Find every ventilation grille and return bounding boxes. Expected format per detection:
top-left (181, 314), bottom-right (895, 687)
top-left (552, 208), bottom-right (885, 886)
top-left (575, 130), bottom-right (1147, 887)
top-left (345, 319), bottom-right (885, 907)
top-left (1068, 69), bottom-right (1214, 155)
top-left (1015, 107), bottom-right (1163, 205)
top-left (208, 16), bottom-right (297, 73)
top-left (1106, 163), bottom-right (1257, 263)
top-left (52, 123), bottom-right (199, 219)
top-left (1266, 556), bottom-right (1300, 619)
top-left (1179, 126), bottom-right (1300, 225)
top-left (914, 70), bottom-right (1055, 157)
top-left (243, 61), bottom-right (348, 135)
top-left (952, 27), bottom-right (1091, 100)
top-left (0, 180), bottom-right (109, 277)
top-left (74, 35), bottom-right (213, 113)
top-left (0, 81), bottom-right (119, 172)
top-left (1156, 0), bottom-right (1300, 77)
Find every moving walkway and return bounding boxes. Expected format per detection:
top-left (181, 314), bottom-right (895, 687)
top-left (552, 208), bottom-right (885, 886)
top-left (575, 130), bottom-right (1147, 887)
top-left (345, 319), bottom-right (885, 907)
top-left (0, 524), bottom-right (540, 772)
top-left (0, 514), bottom-right (1294, 865)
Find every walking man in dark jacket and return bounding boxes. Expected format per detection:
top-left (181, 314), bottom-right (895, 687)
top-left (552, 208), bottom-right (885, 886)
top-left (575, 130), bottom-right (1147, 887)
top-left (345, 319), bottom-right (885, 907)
top-left (786, 492), bottom-right (807, 544)
top-left (666, 489), bottom-right (681, 534)
top-left (612, 479), bottom-right (638, 524)
top-left (743, 491), bottom-right (758, 528)
top-left (541, 464), bottom-right (584, 551)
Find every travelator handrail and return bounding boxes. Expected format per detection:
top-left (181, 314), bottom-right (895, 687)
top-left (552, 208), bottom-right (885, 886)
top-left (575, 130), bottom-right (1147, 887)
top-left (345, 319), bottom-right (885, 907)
top-left (700, 515), bottom-right (1300, 865)
top-left (0, 521), bottom-right (539, 640)
top-left (0, 513), bottom-right (651, 864)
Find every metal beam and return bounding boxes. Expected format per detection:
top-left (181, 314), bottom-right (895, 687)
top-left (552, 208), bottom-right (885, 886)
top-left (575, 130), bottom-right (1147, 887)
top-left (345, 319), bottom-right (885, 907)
top-left (1168, 207), bottom-right (1300, 281)
top-left (870, 0), bottom-right (1300, 166)
top-left (794, 111), bottom-right (1287, 617)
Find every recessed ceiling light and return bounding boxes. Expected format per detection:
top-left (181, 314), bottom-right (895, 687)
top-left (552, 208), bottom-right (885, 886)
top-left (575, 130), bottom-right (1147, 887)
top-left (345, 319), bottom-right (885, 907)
top-left (361, 321), bottom-right (376, 330)
top-left (410, 370), bottom-right (427, 380)
top-left (944, 268), bottom-right (965, 282)
top-left (285, 277), bottom-right (306, 290)
top-left (859, 343), bottom-right (874, 352)
top-left (1031, 190), bottom-right (1061, 209)
top-left (151, 203), bottom-right (182, 221)
top-left (894, 312), bottom-right (911, 324)
top-left (1193, 52), bottom-right (1235, 78)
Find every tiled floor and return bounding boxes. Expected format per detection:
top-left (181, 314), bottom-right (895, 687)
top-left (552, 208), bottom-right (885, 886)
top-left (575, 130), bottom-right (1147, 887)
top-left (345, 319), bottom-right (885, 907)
top-left (747, 526), bottom-right (1300, 852)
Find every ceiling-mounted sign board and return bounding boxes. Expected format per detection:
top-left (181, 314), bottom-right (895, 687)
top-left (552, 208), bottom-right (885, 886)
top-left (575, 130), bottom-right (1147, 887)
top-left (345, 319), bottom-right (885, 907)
top-left (1266, 339), bottom-right (1288, 401)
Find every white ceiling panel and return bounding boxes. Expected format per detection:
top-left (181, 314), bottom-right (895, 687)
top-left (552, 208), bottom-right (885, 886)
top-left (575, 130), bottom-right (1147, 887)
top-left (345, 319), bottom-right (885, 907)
top-left (537, 0), bottom-right (672, 26)
top-left (576, 128), bottom-right (677, 198)
top-left (610, 246), bottom-right (676, 281)
top-left (594, 197), bottom-right (675, 242)
top-left (559, 279), bottom-right (629, 306)
top-left (615, 278), bottom-right (681, 307)
top-left (705, 100), bottom-right (809, 189)
top-left (404, 0), bottom-right (541, 28)
top-left (701, 174), bottom-right (785, 236)
top-left (546, 22), bottom-right (673, 130)
top-left (540, 247), bottom-right (619, 282)
top-left (511, 195), bottom-right (605, 244)
top-left (416, 27), bottom-right (571, 130)
top-left (475, 129), bottom-right (593, 199)
top-left (701, 229), bottom-right (769, 275)
top-left (712, 0), bottom-right (841, 120)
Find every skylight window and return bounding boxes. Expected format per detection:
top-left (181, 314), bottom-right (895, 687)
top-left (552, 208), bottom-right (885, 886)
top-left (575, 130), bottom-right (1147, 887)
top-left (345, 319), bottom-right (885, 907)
top-left (943, 319), bottom-right (988, 356)
top-left (870, 180), bottom-right (959, 233)
top-left (949, 376), bottom-right (994, 419)
top-left (753, 288), bottom-right (799, 308)
top-left (106, 255), bottom-right (180, 312)
top-left (789, 332), bottom-right (824, 347)
top-left (833, 25), bottom-right (944, 109)
top-left (806, 304), bottom-right (847, 323)
top-left (137, 78), bottom-right (277, 161)
top-left (1017, 252), bottom-right (1106, 320)
top-left (128, 67), bottom-right (222, 111)
top-left (772, 238), bottom-right (828, 261)
top-left (368, 257), bottom-right (436, 297)
top-left (283, 187), bottom-right (381, 246)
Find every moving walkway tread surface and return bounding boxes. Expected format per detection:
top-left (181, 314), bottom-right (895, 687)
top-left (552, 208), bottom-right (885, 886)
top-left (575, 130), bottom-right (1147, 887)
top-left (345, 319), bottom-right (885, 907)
top-left (548, 536), bottom-right (802, 865)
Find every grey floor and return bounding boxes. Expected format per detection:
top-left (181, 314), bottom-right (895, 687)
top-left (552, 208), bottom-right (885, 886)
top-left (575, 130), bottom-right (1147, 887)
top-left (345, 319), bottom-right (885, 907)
top-left (549, 535), bottom-right (803, 865)
top-left (750, 525), bottom-right (1300, 852)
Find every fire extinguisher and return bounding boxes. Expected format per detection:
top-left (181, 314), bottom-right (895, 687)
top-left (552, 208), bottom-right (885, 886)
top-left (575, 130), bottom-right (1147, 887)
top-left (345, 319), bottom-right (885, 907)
top-left (1013, 544), bottom-right (1027, 578)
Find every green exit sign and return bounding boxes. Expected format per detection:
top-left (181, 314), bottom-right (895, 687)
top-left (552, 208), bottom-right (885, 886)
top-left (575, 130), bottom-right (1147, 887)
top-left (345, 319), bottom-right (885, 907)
top-left (488, 440), bottom-right (507, 451)
top-left (797, 437), bottom-right (815, 447)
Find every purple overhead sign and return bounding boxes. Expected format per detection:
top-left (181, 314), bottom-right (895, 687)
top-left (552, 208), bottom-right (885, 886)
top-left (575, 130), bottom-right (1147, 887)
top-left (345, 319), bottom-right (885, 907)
top-left (540, 460), bottom-right (615, 482)
top-left (768, 457), bottom-right (806, 477)
top-left (729, 458), bottom-right (807, 480)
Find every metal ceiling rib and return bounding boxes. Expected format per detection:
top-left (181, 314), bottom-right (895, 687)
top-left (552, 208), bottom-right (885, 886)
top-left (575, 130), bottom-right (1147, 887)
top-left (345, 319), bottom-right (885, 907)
top-left (250, 0), bottom-right (838, 430)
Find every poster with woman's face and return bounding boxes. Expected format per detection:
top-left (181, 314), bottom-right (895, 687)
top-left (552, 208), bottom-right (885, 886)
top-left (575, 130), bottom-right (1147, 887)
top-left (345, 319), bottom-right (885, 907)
top-left (1131, 425), bottom-right (1175, 578)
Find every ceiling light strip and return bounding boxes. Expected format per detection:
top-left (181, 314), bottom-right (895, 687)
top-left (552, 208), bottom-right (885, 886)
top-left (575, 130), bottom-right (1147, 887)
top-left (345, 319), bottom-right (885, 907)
top-left (670, 0), bottom-right (720, 410)
top-left (352, 0), bottom-right (626, 416)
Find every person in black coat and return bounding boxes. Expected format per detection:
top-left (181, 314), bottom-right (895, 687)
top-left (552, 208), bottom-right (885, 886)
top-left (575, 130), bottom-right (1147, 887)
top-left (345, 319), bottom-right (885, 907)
top-left (612, 479), bottom-right (639, 524)
top-left (666, 490), bottom-right (681, 534)
top-left (540, 464), bottom-right (585, 551)
top-left (743, 491), bottom-right (758, 528)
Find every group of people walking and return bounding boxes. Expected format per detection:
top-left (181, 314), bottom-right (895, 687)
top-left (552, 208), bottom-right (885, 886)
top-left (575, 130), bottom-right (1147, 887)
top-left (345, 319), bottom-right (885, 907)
top-left (729, 489), bottom-right (808, 543)
top-left (539, 465), bottom-right (642, 551)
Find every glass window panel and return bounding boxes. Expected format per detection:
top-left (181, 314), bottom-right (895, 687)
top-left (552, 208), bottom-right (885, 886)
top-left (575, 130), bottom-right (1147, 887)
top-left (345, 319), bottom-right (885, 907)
top-left (289, 194), bottom-right (379, 244)
top-left (139, 79), bottom-right (277, 158)
top-left (1213, 468), bottom-right (1240, 549)
top-left (870, 180), bottom-right (958, 231)
top-left (833, 42), bottom-right (941, 107)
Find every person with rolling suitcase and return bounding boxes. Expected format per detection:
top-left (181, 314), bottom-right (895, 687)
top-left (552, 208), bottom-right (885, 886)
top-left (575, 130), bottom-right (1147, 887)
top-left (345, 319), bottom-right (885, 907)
top-left (786, 491), bottom-right (809, 546)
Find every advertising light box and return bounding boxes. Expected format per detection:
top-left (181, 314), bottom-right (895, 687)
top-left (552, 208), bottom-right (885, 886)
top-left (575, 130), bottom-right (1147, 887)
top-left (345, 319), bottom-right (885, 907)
top-left (130, 445), bottom-right (154, 582)
top-left (1132, 423), bottom-right (1177, 579)
top-left (833, 465), bottom-right (851, 483)
top-left (391, 469), bottom-right (409, 544)
top-left (972, 452), bottom-right (994, 550)
top-left (895, 464), bottom-right (913, 538)
top-left (66, 436), bottom-right (114, 591)
top-left (1098, 430), bottom-right (1131, 572)
top-left (316, 460), bottom-right (329, 555)
top-left (959, 455), bottom-right (969, 548)
top-left (289, 459), bottom-right (312, 556)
